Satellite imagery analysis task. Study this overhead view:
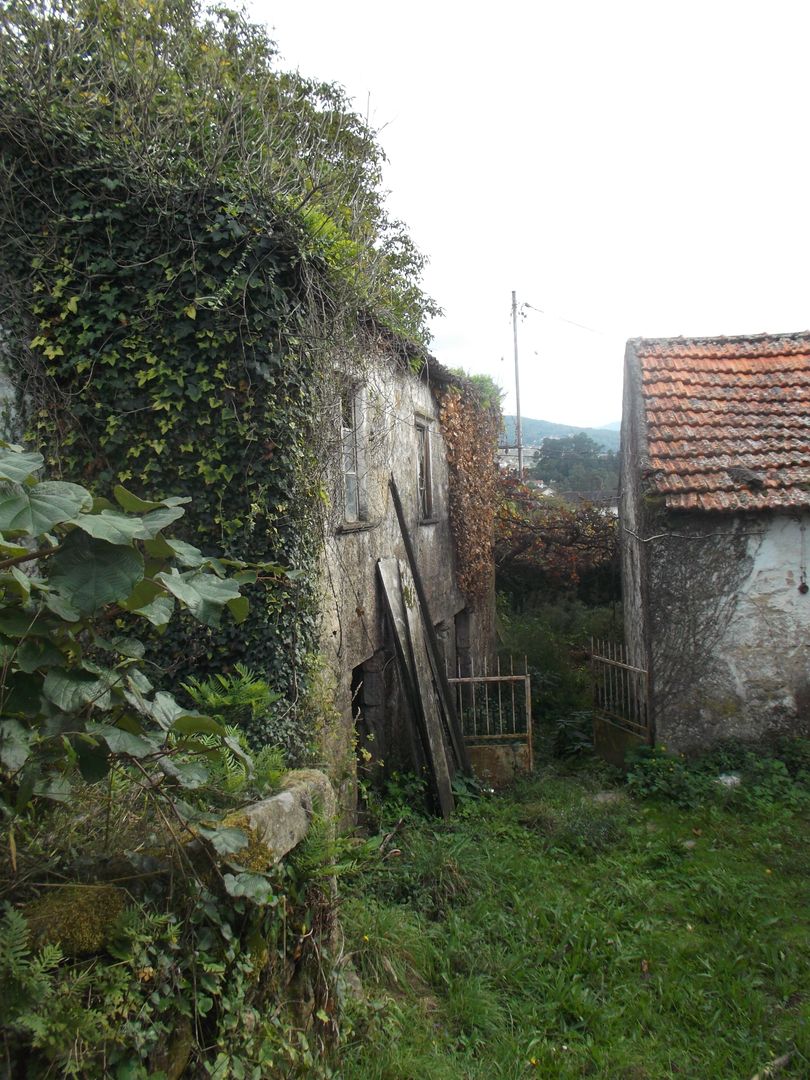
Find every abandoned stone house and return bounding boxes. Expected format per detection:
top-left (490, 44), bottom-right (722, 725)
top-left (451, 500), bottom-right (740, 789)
top-left (318, 348), bottom-right (495, 808)
top-left (620, 332), bottom-right (810, 751)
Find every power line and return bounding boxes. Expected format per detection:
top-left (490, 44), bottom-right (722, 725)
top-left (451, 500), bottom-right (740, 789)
top-left (519, 301), bottom-right (619, 339)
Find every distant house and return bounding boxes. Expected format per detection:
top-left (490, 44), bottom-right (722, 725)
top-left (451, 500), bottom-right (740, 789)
top-left (620, 333), bottom-right (810, 750)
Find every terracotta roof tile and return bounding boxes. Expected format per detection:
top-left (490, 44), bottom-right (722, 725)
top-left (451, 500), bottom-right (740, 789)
top-left (630, 332), bottom-right (810, 512)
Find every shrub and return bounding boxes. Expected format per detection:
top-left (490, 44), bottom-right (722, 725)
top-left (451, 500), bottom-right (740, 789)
top-left (625, 739), bottom-right (810, 812)
top-left (0, 443), bottom-right (260, 821)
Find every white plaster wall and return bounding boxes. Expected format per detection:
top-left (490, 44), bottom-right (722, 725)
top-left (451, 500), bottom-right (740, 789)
top-left (652, 510), bottom-right (810, 749)
top-left (724, 512), bottom-right (810, 723)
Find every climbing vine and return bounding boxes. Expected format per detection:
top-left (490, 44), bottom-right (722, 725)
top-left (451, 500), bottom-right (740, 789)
top-left (438, 380), bottom-right (501, 602)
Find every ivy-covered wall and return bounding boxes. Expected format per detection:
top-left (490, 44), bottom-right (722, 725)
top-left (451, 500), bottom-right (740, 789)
top-left (0, 0), bottom-right (444, 761)
top-left (0, 146), bottom-right (325, 752)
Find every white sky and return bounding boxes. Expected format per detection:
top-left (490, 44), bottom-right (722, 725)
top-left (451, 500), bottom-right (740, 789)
top-left (249, 0), bottom-right (810, 427)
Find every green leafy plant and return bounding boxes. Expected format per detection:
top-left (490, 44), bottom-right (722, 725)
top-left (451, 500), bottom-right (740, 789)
top-left (182, 663), bottom-right (287, 749)
top-left (625, 740), bottom-right (810, 811)
top-left (552, 709), bottom-right (594, 758)
top-left (0, 443), bottom-right (261, 818)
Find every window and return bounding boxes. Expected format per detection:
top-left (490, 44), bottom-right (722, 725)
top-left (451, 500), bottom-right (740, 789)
top-left (341, 390), bottom-right (366, 523)
top-left (415, 419), bottom-right (433, 520)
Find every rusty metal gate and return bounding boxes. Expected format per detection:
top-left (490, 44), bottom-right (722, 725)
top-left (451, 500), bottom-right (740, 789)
top-left (447, 656), bottom-right (532, 784)
top-left (590, 638), bottom-right (651, 766)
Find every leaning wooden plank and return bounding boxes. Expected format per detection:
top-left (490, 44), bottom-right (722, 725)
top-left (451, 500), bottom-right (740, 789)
top-left (377, 558), bottom-right (453, 817)
top-left (389, 475), bottom-right (471, 774)
top-left (399, 560), bottom-right (455, 818)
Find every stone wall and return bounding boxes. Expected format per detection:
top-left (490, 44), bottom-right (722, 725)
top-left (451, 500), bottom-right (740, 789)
top-left (619, 342), bottom-right (652, 676)
top-left (318, 356), bottom-right (494, 809)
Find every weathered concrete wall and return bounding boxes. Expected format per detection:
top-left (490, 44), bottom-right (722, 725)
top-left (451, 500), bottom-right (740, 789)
top-left (466, 742), bottom-right (530, 788)
top-left (644, 509), bottom-right (810, 749)
top-left (619, 344), bottom-right (652, 676)
top-left (318, 358), bottom-right (493, 807)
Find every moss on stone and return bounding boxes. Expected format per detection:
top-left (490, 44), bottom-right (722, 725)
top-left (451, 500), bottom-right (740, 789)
top-left (221, 812), bottom-right (274, 871)
top-left (23, 883), bottom-right (126, 955)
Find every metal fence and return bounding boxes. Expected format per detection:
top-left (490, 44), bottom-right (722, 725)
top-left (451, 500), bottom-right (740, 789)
top-left (590, 638), bottom-right (650, 740)
top-left (447, 656), bottom-right (533, 772)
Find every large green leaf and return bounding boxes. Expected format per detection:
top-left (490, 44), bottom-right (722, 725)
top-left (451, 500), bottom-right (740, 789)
top-left (74, 505), bottom-right (185, 545)
top-left (151, 690), bottom-right (209, 732)
top-left (0, 719), bottom-right (33, 773)
top-left (43, 590), bottom-right (81, 622)
top-left (15, 638), bottom-right (65, 673)
top-left (227, 595), bottom-right (250, 624)
top-left (113, 485), bottom-right (190, 513)
top-left (0, 609), bottom-right (52, 638)
top-left (164, 538), bottom-right (205, 567)
top-left (171, 713), bottom-right (226, 737)
top-left (133, 595), bottom-right (174, 627)
top-left (94, 726), bottom-right (162, 758)
top-left (126, 669), bottom-right (153, 695)
top-left (1, 672), bottom-right (44, 718)
top-left (159, 757), bottom-right (209, 789)
top-left (121, 578), bottom-right (162, 610)
top-left (0, 568), bottom-right (30, 601)
top-left (32, 776), bottom-right (72, 802)
top-left (43, 668), bottom-right (113, 712)
top-left (155, 569), bottom-right (240, 627)
top-left (122, 579), bottom-right (175, 627)
top-left (75, 741), bottom-right (111, 783)
top-left (198, 824), bottom-right (249, 855)
top-left (139, 506), bottom-right (186, 537)
top-left (0, 448), bottom-right (44, 484)
top-left (0, 480), bottom-right (92, 535)
top-left (49, 532), bottom-right (144, 614)
top-left (0, 538), bottom-right (32, 558)
top-left (74, 510), bottom-right (152, 545)
top-left (222, 872), bottom-right (276, 904)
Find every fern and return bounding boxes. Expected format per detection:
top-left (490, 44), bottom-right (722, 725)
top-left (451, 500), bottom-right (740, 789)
top-left (0, 904), bottom-right (31, 982)
top-left (194, 724), bottom-right (285, 796)
top-left (0, 904), bottom-right (137, 1074)
top-left (183, 664), bottom-right (282, 748)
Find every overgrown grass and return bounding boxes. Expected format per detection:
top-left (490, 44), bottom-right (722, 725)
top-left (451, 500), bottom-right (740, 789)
top-left (337, 748), bottom-right (809, 1079)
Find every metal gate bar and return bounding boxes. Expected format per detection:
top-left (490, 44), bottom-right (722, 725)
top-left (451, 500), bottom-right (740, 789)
top-left (448, 657), bottom-right (533, 773)
top-left (590, 638), bottom-right (650, 739)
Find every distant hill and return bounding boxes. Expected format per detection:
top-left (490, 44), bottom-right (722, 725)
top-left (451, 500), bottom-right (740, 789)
top-left (502, 416), bottom-right (621, 452)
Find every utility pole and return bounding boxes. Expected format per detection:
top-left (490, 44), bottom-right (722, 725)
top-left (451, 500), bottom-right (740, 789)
top-left (511, 290), bottom-right (523, 479)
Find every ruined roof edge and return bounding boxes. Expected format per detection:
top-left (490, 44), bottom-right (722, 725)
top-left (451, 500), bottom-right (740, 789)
top-left (627, 330), bottom-right (810, 357)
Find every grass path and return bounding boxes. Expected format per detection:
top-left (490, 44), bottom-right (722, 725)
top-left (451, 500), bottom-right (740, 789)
top-left (337, 759), bottom-right (809, 1079)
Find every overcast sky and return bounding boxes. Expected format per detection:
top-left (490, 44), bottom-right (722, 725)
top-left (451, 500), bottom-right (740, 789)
top-left (249, 0), bottom-right (810, 427)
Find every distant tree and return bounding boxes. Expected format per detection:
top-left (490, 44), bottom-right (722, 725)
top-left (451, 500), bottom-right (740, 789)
top-left (529, 433), bottom-right (619, 493)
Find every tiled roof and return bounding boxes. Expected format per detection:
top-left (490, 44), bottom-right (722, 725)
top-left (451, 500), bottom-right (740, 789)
top-left (631, 333), bottom-right (810, 512)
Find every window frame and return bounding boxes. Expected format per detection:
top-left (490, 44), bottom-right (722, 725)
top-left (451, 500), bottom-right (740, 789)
top-left (415, 417), bottom-right (435, 522)
top-left (340, 389), bottom-right (367, 525)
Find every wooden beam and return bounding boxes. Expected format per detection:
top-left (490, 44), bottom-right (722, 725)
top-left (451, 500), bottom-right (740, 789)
top-left (389, 475), bottom-right (471, 774)
top-left (377, 558), bottom-right (454, 818)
